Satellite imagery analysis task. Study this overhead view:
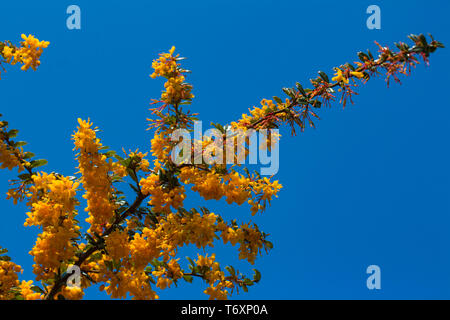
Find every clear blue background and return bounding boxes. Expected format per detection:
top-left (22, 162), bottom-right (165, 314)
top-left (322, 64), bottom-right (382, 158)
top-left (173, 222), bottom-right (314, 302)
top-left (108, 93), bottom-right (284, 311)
top-left (1, 0), bottom-right (449, 299)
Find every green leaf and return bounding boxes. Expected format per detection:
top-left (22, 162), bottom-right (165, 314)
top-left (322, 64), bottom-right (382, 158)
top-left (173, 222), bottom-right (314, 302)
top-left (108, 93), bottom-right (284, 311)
top-left (318, 71), bottom-right (329, 83)
top-left (273, 96), bottom-right (283, 104)
top-left (103, 150), bottom-right (117, 158)
top-left (253, 269), bottom-right (261, 283)
top-left (295, 83), bottom-right (307, 96)
top-left (265, 241), bottom-right (273, 249)
top-left (127, 168), bottom-right (138, 183)
top-left (18, 173), bottom-right (31, 181)
top-left (186, 256), bottom-right (195, 267)
top-left (29, 159), bottom-right (48, 168)
top-left (31, 286), bottom-right (45, 294)
top-left (225, 265), bottom-right (236, 277)
top-left (14, 141), bottom-right (27, 148)
top-left (7, 129), bottom-right (19, 138)
top-left (23, 152), bottom-right (35, 159)
top-left (183, 275), bottom-right (193, 283)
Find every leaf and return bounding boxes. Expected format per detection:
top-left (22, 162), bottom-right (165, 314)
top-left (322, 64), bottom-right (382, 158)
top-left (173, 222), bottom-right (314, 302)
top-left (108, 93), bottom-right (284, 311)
top-left (252, 269), bottom-right (261, 283)
top-left (18, 173), bottom-right (31, 181)
top-left (14, 141), bottom-right (27, 148)
top-left (7, 129), bottom-right (19, 138)
top-left (127, 168), bottom-right (138, 183)
top-left (183, 275), bottom-right (193, 283)
top-left (103, 150), bottom-right (117, 158)
top-left (186, 256), bottom-right (195, 267)
top-left (225, 265), bottom-right (236, 277)
top-left (295, 83), bottom-right (307, 96)
top-left (282, 87), bottom-right (295, 98)
top-left (273, 96), bottom-right (283, 104)
top-left (211, 122), bottom-right (225, 134)
top-left (318, 71), bottom-right (329, 83)
top-left (31, 286), bottom-right (45, 294)
top-left (29, 159), bottom-right (48, 168)
top-left (23, 152), bottom-right (35, 159)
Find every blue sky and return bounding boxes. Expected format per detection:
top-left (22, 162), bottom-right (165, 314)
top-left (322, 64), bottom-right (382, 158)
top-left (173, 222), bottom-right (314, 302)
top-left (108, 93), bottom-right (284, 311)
top-left (1, 0), bottom-right (449, 299)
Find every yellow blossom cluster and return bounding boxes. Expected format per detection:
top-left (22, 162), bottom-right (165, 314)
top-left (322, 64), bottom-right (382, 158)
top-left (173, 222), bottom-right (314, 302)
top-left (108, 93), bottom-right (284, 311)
top-left (73, 118), bottom-right (118, 233)
top-left (140, 174), bottom-right (186, 213)
top-left (196, 254), bottom-right (233, 300)
top-left (2, 34), bottom-right (49, 71)
top-left (331, 67), bottom-right (365, 84)
top-left (150, 131), bottom-right (171, 162)
top-left (158, 212), bottom-right (218, 250)
top-left (179, 167), bottom-right (281, 215)
top-left (19, 280), bottom-right (42, 300)
top-left (150, 46), bottom-right (177, 78)
top-left (0, 260), bottom-right (22, 300)
top-left (102, 268), bottom-right (158, 300)
top-left (90, 208), bottom-right (267, 300)
top-left (161, 74), bottom-right (193, 105)
top-left (105, 230), bottom-right (130, 260)
top-left (128, 150), bottom-right (151, 172)
top-left (150, 46), bottom-right (193, 105)
top-left (25, 172), bottom-right (79, 227)
top-left (217, 221), bottom-right (267, 264)
top-left (56, 286), bottom-right (84, 300)
top-left (231, 99), bottom-right (286, 130)
top-left (152, 258), bottom-right (183, 289)
top-left (92, 253), bottom-right (158, 300)
top-left (0, 140), bottom-right (24, 172)
top-left (23, 172), bottom-right (80, 284)
top-left (129, 228), bottom-right (160, 269)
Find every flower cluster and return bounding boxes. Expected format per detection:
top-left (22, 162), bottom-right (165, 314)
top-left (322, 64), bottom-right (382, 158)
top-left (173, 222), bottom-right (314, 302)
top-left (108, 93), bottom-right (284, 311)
top-left (179, 167), bottom-right (281, 215)
top-left (1, 34), bottom-right (49, 71)
top-left (150, 46), bottom-right (194, 106)
top-left (24, 172), bottom-right (80, 289)
top-left (105, 230), bottom-right (130, 260)
top-left (140, 174), bottom-right (186, 213)
top-left (19, 280), bottom-right (43, 300)
top-left (231, 99), bottom-right (287, 130)
top-left (0, 260), bottom-right (22, 300)
top-left (73, 118), bottom-right (118, 234)
top-left (0, 140), bottom-right (24, 172)
top-left (195, 254), bottom-right (233, 300)
top-left (152, 258), bottom-right (183, 289)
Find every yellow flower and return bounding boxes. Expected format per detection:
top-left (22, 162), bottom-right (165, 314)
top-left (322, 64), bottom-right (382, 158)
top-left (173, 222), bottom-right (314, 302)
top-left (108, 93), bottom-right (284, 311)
top-left (0, 260), bottom-right (22, 300)
top-left (73, 118), bottom-right (117, 234)
top-left (331, 68), bottom-right (349, 84)
top-left (57, 286), bottom-right (84, 300)
top-left (19, 280), bottom-right (43, 300)
top-left (350, 71), bottom-right (365, 79)
top-left (105, 230), bottom-right (130, 260)
top-left (2, 34), bottom-right (50, 71)
top-left (0, 140), bottom-right (24, 172)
